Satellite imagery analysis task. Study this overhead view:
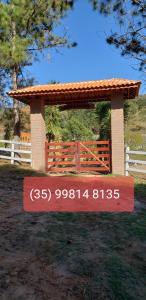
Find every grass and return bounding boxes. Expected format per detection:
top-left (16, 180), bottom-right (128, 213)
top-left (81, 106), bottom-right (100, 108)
top-left (0, 142), bottom-right (5, 147)
top-left (135, 178), bottom-right (146, 202)
top-left (0, 161), bottom-right (47, 176)
top-left (0, 163), bottom-right (146, 299)
top-left (105, 254), bottom-right (146, 300)
top-left (130, 154), bottom-right (146, 160)
top-left (33, 209), bottom-right (146, 299)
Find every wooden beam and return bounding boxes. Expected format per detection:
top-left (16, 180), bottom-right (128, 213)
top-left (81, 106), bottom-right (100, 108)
top-left (59, 103), bottom-right (95, 110)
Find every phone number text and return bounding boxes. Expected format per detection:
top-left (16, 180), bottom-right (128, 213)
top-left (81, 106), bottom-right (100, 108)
top-left (30, 188), bottom-right (120, 202)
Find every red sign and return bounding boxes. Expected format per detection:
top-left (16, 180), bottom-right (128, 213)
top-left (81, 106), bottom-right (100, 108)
top-left (23, 176), bottom-right (134, 212)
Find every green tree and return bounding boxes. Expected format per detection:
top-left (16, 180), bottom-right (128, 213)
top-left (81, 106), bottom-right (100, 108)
top-left (62, 114), bottom-right (94, 141)
top-left (45, 106), bottom-right (97, 142)
top-left (96, 101), bottom-right (111, 139)
top-left (2, 108), bottom-right (14, 140)
top-left (90, 0), bottom-right (146, 72)
top-left (60, 109), bottom-right (96, 141)
top-left (0, 0), bottom-right (75, 138)
top-left (45, 106), bottom-right (62, 141)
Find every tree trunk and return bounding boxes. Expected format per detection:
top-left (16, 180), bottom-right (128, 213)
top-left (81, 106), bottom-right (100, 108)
top-left (12, 67), bottom-right (20, 140)
top-left (11, 17), bottom-right (20, 140)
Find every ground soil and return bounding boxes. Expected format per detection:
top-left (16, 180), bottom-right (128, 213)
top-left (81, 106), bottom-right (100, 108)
top-left (0, 163), bottom-right (146, 300)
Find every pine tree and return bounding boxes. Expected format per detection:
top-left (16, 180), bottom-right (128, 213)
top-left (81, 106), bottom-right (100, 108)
top-left (90, 0), bottom-right (146, 72)
top-left (0, 0), bottom-right (75, 139)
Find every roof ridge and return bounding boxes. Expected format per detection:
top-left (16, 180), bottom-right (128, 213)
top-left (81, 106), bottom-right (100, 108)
top-left (12, 78), bottom-right (141, 90)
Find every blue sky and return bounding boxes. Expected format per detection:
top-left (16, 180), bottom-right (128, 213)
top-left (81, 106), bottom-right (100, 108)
top-left (26, 0), bottom-right (145, 93)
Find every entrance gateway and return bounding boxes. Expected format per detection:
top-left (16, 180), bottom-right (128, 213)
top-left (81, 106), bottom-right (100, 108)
top-left (8, 78), bottom-right (141, 175)
top-left (45, 140), bottom-right (110, 173)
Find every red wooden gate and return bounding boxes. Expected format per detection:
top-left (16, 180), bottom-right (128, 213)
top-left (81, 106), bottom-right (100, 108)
top-left (45, 140), bottom-right (111, 173)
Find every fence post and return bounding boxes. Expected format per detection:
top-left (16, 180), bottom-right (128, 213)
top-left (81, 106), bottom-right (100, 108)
top-left (75, 141), bottom-right (80, 174)
top-left (125, 146), bottom-right (130, 176)
top-left (11, 141), bottom-right (15, 165)
top-left (45, 141), bottom-right (48, 172)
top-left (30, 150), bottom-right (32, 167)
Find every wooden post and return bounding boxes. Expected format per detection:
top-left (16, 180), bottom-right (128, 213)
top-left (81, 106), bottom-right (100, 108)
top-left (11, 141), bottom-right (15, 164)
top-left (125, 146), bottom-right (130, 176)
top-left (109, 139), bottom-right (112, 173)
top-left (45, 141), bottom-right (48, 172)
top-left (76, 141), bottom-right (80, 173)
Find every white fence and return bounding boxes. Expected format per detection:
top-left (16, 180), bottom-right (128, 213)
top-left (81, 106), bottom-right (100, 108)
top-left (0, 139), bottom-right (32, 164)
top-left (125, 146), bottom-right (146, 176)
top-left (0, 141), bottom-right (146, 175)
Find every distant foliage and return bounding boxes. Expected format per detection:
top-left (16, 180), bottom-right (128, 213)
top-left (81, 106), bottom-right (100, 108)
top-left (45, 107), bottom-right (97, 141)
top-left (61, 114), bottom-right (94, 141)
top-left (1, 95), bottom-right (146, 147)
top-left (45, 106), bottom-right (62, 141)
top-left (125, 130), bottom-right (145, 149)
top-left (96, 101), bottom-right (111, 139)
top-left (124, 95), bottom-right (146, 149)
top-left (95, 95), bottom-right (146, 148)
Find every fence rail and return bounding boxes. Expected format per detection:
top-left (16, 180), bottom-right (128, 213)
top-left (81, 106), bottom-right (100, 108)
top-left (0, 139), bottom-right (32, 164)
top-left (125, 146), bottom-right (146, 175)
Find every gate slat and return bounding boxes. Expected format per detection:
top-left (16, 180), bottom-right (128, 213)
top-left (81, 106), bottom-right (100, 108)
top-left (48, 161), bottom-right (76, 165)
top-left (47, 141), bottom-right (75, 146)
top-left (47, 167), bottom-right (76, 172)
top-left (80, 161), bottom-right (109, 165)
top-left (47, 147), bottom-right (76, 153)
top-left (80, 154), bottom-right (110, 158)
top-left (48, 154), bottom-right (75, 159)
top-left (80, 167), bottom-right (110, 172)
top-left (80, 147), bottom-right (110, 152)
top-left (81, 141), bottom-right (109, 145)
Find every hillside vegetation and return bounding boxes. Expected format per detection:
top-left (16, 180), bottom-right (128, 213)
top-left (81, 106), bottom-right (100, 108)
top-left (0, 95), bottom-right (146, 149)
top-left (125, 95), bottom-right (146, 149)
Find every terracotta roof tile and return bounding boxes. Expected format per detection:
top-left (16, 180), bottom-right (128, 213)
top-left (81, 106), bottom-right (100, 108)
top-left (8, 78), bottom-right (141, 96)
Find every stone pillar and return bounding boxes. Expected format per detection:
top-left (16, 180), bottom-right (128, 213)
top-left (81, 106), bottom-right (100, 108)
top-left (30, 98), bottom-right (46, 171)
top-left (111, 95), bottom-right (125, 175)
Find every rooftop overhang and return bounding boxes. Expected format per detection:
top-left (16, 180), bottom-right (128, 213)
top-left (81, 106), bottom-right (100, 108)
top-left (8, 78), bottom-right (141, 109)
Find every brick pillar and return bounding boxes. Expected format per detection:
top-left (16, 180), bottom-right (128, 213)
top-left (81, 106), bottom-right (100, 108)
top-left (30, 99), bottom-right (46, 171)
top-left (111, 95), bottom-right (125, 175)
